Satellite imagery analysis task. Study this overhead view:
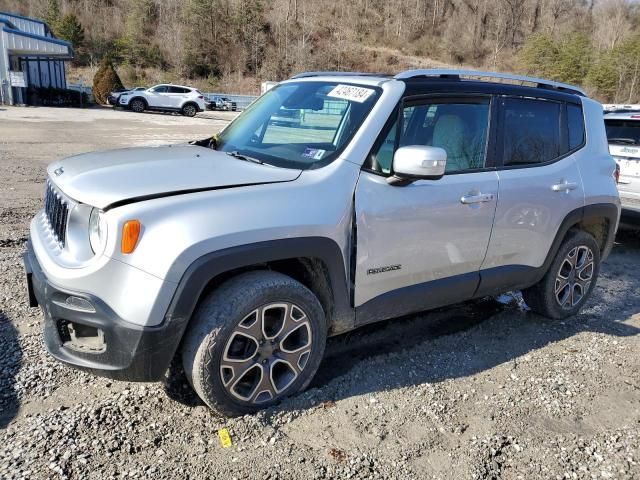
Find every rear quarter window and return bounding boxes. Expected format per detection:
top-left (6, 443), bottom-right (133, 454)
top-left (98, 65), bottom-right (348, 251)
top-left (567, 104), bottom-right (585, 151)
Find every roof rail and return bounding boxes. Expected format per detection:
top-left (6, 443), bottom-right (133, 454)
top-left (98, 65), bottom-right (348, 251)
top-left (291, 71), bottom-right (390, 79)
top-left (395, 69), bottom-right (586, 96)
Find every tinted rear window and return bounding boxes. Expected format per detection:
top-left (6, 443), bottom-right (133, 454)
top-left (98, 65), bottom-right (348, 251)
top-left (503, 98), bottom-right (561, 166)
top-left (169, 86), bottom-right (190, 94)
top-left (605, 119), bottom-right (640, 146)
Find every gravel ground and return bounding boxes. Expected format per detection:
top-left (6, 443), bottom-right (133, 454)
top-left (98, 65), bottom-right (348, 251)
top-left (0, 106), bottom-right (639, 480)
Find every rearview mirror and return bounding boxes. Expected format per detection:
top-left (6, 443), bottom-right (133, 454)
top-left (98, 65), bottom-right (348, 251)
top-left (389, 145), bottom-right (447, 185)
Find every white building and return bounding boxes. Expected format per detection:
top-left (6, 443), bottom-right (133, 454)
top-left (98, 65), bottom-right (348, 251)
top-left (0, 12), bottom-right (73, 105)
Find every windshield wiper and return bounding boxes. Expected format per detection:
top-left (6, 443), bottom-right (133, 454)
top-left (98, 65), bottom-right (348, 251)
top-left (608, 137), bottom-right (638, 145)
top-left (226, 150), bottom-right (265, 165)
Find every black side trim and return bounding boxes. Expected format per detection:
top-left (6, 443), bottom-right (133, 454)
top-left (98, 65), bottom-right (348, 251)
top-left (165, 237), bottom-right (354, 334)
top-left (475, 265), bottom-right (539, 298)
top-left (355, 272), bottom-right (479, 326)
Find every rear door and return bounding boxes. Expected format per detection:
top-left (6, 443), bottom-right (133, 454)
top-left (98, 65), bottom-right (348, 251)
top-left (479, 97), bottom-right (585, 293)
top-left (605, 116), bottom-right (640, 208)
top-left (168, 86), bottom-right (190, 108)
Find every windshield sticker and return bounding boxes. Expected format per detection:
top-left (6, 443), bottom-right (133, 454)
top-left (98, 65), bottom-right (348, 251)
top-left (327, 84), bottom-right (375, 103)
top-left (302, 148), bottom-right (326, 160)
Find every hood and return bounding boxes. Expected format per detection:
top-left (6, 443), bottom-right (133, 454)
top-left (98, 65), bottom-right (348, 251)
top-left (609, 143), bottom-right (640, 159)
top-left (47, 145), bottom-right (301, 210)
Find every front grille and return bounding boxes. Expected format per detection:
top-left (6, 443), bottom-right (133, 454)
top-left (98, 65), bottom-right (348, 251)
top-left (44, 181), bottom-right (69, 247)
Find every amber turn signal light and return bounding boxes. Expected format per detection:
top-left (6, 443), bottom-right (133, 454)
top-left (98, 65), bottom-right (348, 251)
top-left (121, 220), bottom-right (141, 254)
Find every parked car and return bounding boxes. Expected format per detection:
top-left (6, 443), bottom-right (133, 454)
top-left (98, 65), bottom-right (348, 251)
top-left (107, 87), bottom-right (145, 106)
top-left (269, 107), bottom-right (303, 126)
top-left (605, 111), bottom-right (640, 216)
top-left (24, 70), bottom-right (620, 416)
top-left (207, 95), bottom-right (237, 111)
top-left (118, 84), bottom-right (206, 117)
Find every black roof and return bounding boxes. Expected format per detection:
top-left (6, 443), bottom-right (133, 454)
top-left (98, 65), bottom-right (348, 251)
top-left (401, 77), bottom-right (582, 105)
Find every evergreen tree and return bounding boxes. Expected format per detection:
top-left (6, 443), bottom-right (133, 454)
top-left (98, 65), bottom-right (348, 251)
top-left (43, 0), bottom-right (61, 32)
top-left (56, 13), bottom-right (85, 50)
top-left (554, 33), bottom-right (592, 85)
top-left (92, 58), bottom-right (124, 104)
top-left (519, 34), bottom-right (559, 80)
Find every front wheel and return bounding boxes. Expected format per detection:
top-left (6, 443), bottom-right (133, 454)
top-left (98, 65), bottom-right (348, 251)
top-left (522, 230), bottom-right (600, 319)
top-left (181, 271), bottom-right (327, 416)
top-left (130, 99), bottom-right (145, 113)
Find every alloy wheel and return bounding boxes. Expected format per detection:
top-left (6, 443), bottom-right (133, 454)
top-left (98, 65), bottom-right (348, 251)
top-left (555, 245), bottom-right (594, 310)
top-left (183, 105), bottom-right (196, 117)
top-left (220, 302), bottom-right (313, 404)
top-left (131, 100), bottom-right (144, 113)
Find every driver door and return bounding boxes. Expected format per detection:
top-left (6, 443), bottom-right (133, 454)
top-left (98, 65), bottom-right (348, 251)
top-left (354, 96), bottom-right (499, 324)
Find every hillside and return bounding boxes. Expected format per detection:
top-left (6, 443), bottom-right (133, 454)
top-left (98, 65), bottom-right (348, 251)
top-left (1, 0), bottom-right (639, 100)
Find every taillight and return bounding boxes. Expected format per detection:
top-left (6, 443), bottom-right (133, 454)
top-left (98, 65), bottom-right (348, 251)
top-left (198, 95), bottom-right (204, 99)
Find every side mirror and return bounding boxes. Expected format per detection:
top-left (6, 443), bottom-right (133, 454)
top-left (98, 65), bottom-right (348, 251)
top-left (389, 145), bottom-right (447, 185)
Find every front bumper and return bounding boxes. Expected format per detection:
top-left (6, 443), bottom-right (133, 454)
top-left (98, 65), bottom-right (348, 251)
top-left (24, 240), bottom-right (183, 382)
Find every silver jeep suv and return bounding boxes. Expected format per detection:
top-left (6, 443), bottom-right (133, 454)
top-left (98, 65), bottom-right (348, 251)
top-left (24, 70), bottom-right (620, 415)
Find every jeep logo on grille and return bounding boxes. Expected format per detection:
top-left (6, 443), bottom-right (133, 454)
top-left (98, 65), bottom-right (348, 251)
top-left (54, 167), bottom-right (64, 176)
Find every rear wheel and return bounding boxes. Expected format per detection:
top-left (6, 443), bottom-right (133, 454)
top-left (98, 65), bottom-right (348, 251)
top-left (522, 230), bottom-right (600, 319)
top-left (182, 103), bottom-right (197, 117)
top-left (181, 271), bottom-right (327, 416)
top-left (130, 98), bottom-right (145, 113)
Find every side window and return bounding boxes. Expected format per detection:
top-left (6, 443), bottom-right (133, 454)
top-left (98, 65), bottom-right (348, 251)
top-left (170, 87), bottom-right (190, 94)
top-left (567, 103), bottom-right (585, 151)
top-left (502, 98), bottom-right (561, 166)
top-left (151, 86), bottom-right (168, 93)
top-left (370, 99), bottom-right (490, 174)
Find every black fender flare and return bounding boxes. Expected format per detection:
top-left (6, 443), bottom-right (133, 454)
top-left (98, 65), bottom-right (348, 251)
top-left (161, 237), bottom-right (354, 353)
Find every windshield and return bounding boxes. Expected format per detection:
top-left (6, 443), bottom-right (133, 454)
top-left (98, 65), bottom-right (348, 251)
top-left (215, 81), bottom-right (381, 169)
top-left (605, 119), bottom-right (640, 146)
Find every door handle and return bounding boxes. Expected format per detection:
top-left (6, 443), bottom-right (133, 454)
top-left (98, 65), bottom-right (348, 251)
top-left (551, 181), bottom-right (578, 192)
top-left (460, 193), bottom-right (495, 204)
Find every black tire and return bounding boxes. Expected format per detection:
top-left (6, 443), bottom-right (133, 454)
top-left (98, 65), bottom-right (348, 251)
top-left (181, 271), bottom-right (327, 416)
top-left (522, 230), bottom-right (600, 319)
top-left (130, 98), bottom-right (146, 113)
top-left (182, 103), bottom-right (198, 117)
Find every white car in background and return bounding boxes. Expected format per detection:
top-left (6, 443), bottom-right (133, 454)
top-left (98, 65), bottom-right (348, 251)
top-left (119, 84), bottom-right (206, 117)
top-left (605, 111), bottom-right (640, 216)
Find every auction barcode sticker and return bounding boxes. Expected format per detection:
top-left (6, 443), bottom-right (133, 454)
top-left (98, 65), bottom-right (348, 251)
top-left (327, 84), bottom-right (375, 103)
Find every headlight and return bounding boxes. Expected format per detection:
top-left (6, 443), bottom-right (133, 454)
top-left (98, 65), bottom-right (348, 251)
top-left (88, 208), bottom-right (108, 254)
